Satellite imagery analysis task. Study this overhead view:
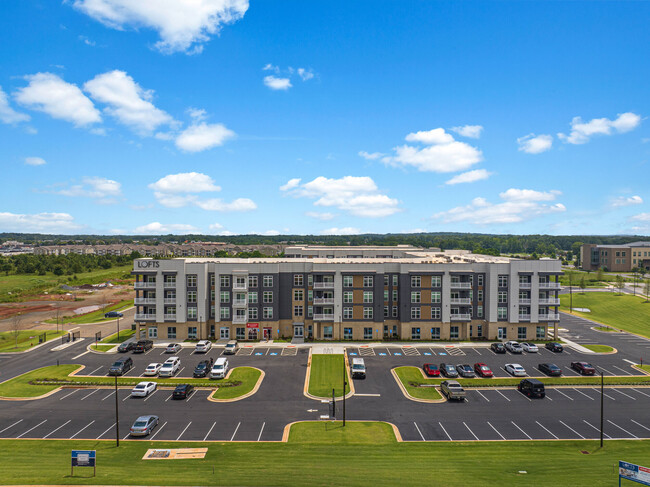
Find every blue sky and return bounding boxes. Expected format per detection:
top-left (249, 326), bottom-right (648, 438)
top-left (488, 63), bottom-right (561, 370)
top-left (1, 0), bottom-right (649, 236)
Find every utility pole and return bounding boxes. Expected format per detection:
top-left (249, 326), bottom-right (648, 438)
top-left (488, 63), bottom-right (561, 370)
top-left (569, 272), bottom-right (573, 313)
top-left (114, 375), bottom-right (120, 447)
top-left (117, 316), bottom-right (120, 342)
top-left (343, 364), bottom-right (347, 427)
top-left (599, 369), bottom-right (604, 448)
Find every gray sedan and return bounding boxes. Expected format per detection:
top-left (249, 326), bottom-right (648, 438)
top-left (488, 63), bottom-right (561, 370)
top-left (130, 415), bottom-right (159, 436)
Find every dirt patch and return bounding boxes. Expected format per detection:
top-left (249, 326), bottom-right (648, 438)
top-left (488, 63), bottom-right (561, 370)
top-left (0, 304), bottom-right (56, 320)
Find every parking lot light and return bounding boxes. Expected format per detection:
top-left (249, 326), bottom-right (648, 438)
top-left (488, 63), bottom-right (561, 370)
top-left (115, 375), bottom-right (120, 447)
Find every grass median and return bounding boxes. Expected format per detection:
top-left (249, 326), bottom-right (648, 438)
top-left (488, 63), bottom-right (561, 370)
top-left (0, 330), bottom-right (66, 353)
top-left (0, 424), bottom-right (649, 486)
top-left (393, 366), bottom-right (442, 400)
top-left (0, 364), bottom-right (262, 399)
top-left (308, 354), bottom-right (350, 398)
top-left (582, 344), bottom-right (615, 353)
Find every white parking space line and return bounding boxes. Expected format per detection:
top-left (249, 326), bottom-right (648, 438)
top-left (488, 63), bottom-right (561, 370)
top-left (204, 422), bottom-right (217, 441)
top-left (96, 422), bottom-right (115, 439)
top-left (257, 422), bottom-right (266, 441)
top-left (43, 420), bottom-right (72, 439)
top-left (143, 390), bottom-right (158, 402)
top-left (545, 394), bottom-right (553, 401)
top-left (554, 389), bottom-right (574, 401)
top-left (230, 422), bottom-right (241, 441)
top-left (122, 393), bottom-right (131, 402)
top-left (511, 421), bottom-right (532, 440)
top-left (495, 390), bottom-right (511, 402)
top-left (631, 420), bottom-right (650, 432)
top-left (611, 388), bottom-right (636, 400)
top-left (59, 389), bottom-right (79, 400)
top-left (88, 366), bottom-right (103, 375)
top-left (186, 390), bottom-right (197, 402)
top-left (122, 431), bottom-right (131, 440)
top-left (559, 420), bottom-right (585, 439)
top-left (473, 348), bottom-right (482, 356)
top-left (145, 348), bottom-right (155, 355)
top-left (150, 421), bottom-right (167, 440)
top-left (572, 388), bottom-right (594, 400)
top-left (607, 420), bottom-right (638, 439)
top-left (598, 366), bottom-right (615, 376)
top-left (101, 391), bottom-right (115, 401)
top-left (165, 394), bottom-right (173, 402)
top-left (160, 350), bottom-right (167, 355)
top-left (582, 420), bottom-right (611, 438)
top-left (612, 365), bottom-right (633, 375)
top-left (591, 388), bottom-right (616, 401)
top-left (0, 419), bottom-right (23, 435)
top-left (80, 389), bottom-right (99, 400)
top-left (487, 421), bottom-right (506, 440)
top-left (624, 359), bottom-right (638, 365)
top-left (70, 420), bottom-right (95, 439)
top-left (177, 367), bottom-right (185, 376)
top-left (463, 422), bottom-right (479, 440)
top-left (176, 421), bottom-right (192, 441)
top-left (631, 388), bottom-right (650, 398)
top-left (412, 422), bottom-right (425, 441)
top-left (72, 350), bottom-right (91, 359)
top-left (17, 420), bottom-right (47, 438)
top-left (475, 391), bottom-right (490, 402)
top-left (536, 421), bottom-right (558, 439)
top-left (438, 422), bottom-right (452, 441)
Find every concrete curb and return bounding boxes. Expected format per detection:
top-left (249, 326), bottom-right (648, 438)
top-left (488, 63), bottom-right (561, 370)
top-left (303, 348), bottom-right (355, 402)
top-left (390, 367), bottom-right (445, 404)
top-left (207, 367), bottom-right (265, 403)
top-left (281, 420), bottom-right (403, 443)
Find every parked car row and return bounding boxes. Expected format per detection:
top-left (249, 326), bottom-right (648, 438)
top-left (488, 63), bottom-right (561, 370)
top-left (490, 341), bottom-right (563, 354)
top-left (117, 340), bottom-right (153, 354)
top-left (424, 360), bottom-right (593, 378)
top-left (441, 378), bottom-right (547, 402)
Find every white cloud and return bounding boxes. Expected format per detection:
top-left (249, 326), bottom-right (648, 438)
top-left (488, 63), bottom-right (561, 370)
top-left (279, 178), bottom-right (301, 191)
top-left (263, 75), bottom-right (292, 91)
top-left (306, 211), bottom-right (336, 221)
top-left (402, 228), bottom-right (427, 234)
top-left (187, 107), bottom-right (207, 121)
top-left (297, 68), bottom-right (314, 81)
top-left (612, 195), bottom-right (643, 208)
top-left (405, 128), bottom-right (455, 145)
top-left (208, 222), bottom-right (223, 230)
top-left (0, 212), bottom-right (81, 233)
top-left (450, 125), bottom-right (483, 139)
top-left (194, 198), bottom-right (257, 212)
top-left (558, 112), bottom-right (642, 144)
top-left (321, 227), bottom-right (361, 235)
top-left (25, 157), bottom-right (46, 166)
top-left (55, 176), bottom-right (122, 202)
top-left (358, 151), bottom-right (384, 160)
top-left (133, 222), bottom-right (200, 234)
top-left (262, 64), bottom-right (279, 72)
top-left (149, 172), bottom-right (220, 193)
top-left (217, 230), bottom-right (236, 236)
top-left (78, 35), bottom-right (96, 46)
top-left (444, 169), bottom-right (492, 185)
top-left (631, 213), bottom-right (650, 222)
top-left (175, 122), bottom-right (235, 151)
top-left (517, 133), bottom-right (553, 154)
top-left (14, 73), bottom-right (101, 127)
top-left (262, 229), bottom-right (280, 236)
top-left (434, 188), bottom-right (565, 225)
top-left (0, 86), bottom-right (30, 124)
top-left (84, 70), bottom-right (173, 135)
top-left (281, 175), bottom-right (400, 218)
top-left (71, 0), bottom-right (249, 54)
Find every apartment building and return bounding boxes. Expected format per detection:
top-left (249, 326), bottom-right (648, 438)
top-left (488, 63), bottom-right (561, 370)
top-left (580, 242), bottom-right (650, 272)
top-left (34, 242), bottom-right (283, 257)
top-left (132, 246), bottom-right (562, 342)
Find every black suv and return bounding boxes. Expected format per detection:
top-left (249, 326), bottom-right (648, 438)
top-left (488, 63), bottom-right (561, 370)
top-left (133, 340), bottom-right (153, 353)
top-left (545, 342), bottom-right (563, 352)
top-left (117, 341), bottom-right (136, 353)
top-left (518, 378), bottom-right (545, 398)
top-left (490, 343), bottom-right (506, 354)
top-left (193, 358), bottom-right (214, 378)
top-left (108, 357), bottom-right (133, 376)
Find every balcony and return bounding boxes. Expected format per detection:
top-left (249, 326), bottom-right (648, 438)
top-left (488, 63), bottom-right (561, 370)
top-left (518, 298), bottom-right (531, 305)
top-left (164, 297), bottom-right (176, 304)
top-left (233, 315), bottom-right (248, 324)
top-left (164, 314), bottom-right (176, 320)
top-left (519, 282), bottom-right (532, 289)
top-left (134, 297), bottom-right (156, 305)
top-left (233, 299), bottom-right (248, 307)
top-left (135, 313), bottom-right (156, 320)
top-left (450, 313), bottom-right (471, 321)
top-left (518, 314), bottom-right (531, 321)
top-left (135, 282), bottom-right (156, 289)
top-left (313, 297), bottom-right (335, 305)
top-left (450, 282), bottom-right (471, 289)
top-left (539, 313), bottom-right (561, 321)
top-left (539, 298), bottom-right (560, 305)
top-left (233, 282), bottom-right (248, 291)
top-left (313, 314), bottom-right (335, 321)
top-left (163, 282), bottom-right (176, 289)
top-left (450, 298), bottom-right (471, 305)
top-left (314, 282), bottom-right (335, 289)
top-left (539, 282), bottom-right (561, 289)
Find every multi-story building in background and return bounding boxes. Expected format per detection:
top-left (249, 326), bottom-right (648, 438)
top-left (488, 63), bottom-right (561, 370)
top-left (580, 242), bottom-right (650, 272)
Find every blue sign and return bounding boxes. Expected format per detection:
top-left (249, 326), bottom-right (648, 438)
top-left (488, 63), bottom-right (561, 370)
top-left (394, 353), bottom-right (402, 356)
top-left (379, 352), bottom-right (386, 356)
top-left (423, 352), bottom-right (432, 356)
top-left (71, 450), bottom-right (96, 467)
top-left (620, 461), bottom-right (650, 486)
top-left (255, 352), bottom-right (263, 355)
top-left (270, 352), bottom-right (278, 355)
top-left (349, 352), bottom-right (357, 355)
top-left (439, 352), bottom-right (447, 356)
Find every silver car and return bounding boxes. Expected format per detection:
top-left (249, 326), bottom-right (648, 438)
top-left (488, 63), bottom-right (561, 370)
top-left (130, 415), bottom-right (159, 436)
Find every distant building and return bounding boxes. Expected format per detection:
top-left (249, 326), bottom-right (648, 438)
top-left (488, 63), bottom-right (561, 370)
top-left (0, 241), bottom-right (34, 255)
top-left (33, 243), bottom-right (283, 258)
top-left (580, 242), bottom-right (650, 271)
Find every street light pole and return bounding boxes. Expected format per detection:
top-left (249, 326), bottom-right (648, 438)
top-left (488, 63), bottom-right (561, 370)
top-left (117, 316), bottom-right (120, 342)
top-left (114, 375), bottom-right (120, 447)
top-left (343, 363), bottom-right (347, 427)
top-left (599, 369), bottom-right (604, 448)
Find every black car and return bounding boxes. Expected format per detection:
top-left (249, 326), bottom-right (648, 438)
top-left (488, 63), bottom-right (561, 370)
top-left (193, 358), bottom-right (214, 378)
top-left (456, 364), bottom-right (476, 378)
top-left (104, 311), bottom-right (124, 318)
top-left (439, 363), bottom-right (459, 378)
top-left (545, 342), bottom-right (563, 353)
top-left (172, 384), bottom-right (194, 399)
top-left (538, 363), bottom-right (562, 376)
top-left (518, 378), bottom-right (545, 398)
top-left (108, 357), bottom-right (133, 376)
top-left (133, 340), bottom-right (154, 353)
top-left (117, 341), bottom-right (136, 353)
top-left (491, 343), bottom-right (506, 354)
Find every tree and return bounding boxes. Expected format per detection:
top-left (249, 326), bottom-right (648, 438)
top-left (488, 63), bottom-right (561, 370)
top-left (645, 278), bottom-right (650, 303)
top-left (10, 313), bottom-right (23, 349)
top-left (595, 268), bottom-right (604, 283)
top-left (579, 276), bottom-right (586, 294)
top-left (615, 274), bottom-right (625, 294)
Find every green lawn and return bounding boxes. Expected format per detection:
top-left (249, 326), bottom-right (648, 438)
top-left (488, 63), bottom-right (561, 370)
top-left (0, 365), bottom-right (261, 399)
top-left (582, 344), bottom-right (615, 353)
top-left (99, 328), bottom-right (135, 344)
top-left (0, 424), bottom-right (649, 486)
top-left (560, 292), bottom-right (650, 338)
top-left (44, 299), bottom-right (134, 325)
top-left (394, 366), bottom-right (442, 400)
top-left (91, 344), bottom-right (116, 352)
top-left (0, 329), bottom-right (66, 352)
top-left (308, 354), bottom-right (350, 398)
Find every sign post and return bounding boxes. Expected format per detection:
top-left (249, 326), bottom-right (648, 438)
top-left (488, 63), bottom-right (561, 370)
top-left (619, 461), bottom-right (650, 486)
top-left (71, 450), bottom-right (96, 477)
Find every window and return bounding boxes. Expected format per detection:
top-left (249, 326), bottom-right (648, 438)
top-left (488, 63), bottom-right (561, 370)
top-left (392, 290), bottom-right (398, 302)
top-left (477, 274), bottom-right (484, 286)
top-left (210, 275), bottom-right (215, 287)
top-left (187, 307), bottom-right (197, 319)
top-left (498, 327), bottom-right (507, 339)
top-left (477, 290), bottom-right (483, 302)
top-left (411, 307), bottom-right (421, 320)
top-left (498, 307), bottom-right (507, 319)
top-left (498, 275), bottom-right (508, 287)
top-left (148, 327), bottom-right (157, 339)
top-left (294, 305), bottom-right (303, 317)
top-left (210, 290), bottom-right (215, 302)
top-left (262, 307), bottom-right (272, 319)
top-left (364, 327), bottom-right (373, 339)
top-left (363, 307), bottom-right (373, 319)
top-left (343, 291), bottom-right (353, 303)
top-left (392, 274), bottom-right (398, 286)
top-left (210, 305), bottom-right (215, 318)
top-left (294, 274), bottom-right (303, 286)
top-left (431, 327), bottom-right (440, 340)
top-left (220, 307), bottom-right (230, 320)
top-left (308, 274), bottom-right (313, 286)
top-left (188, 327), bottom-right (197, 339)
top-left (411, 275), bottom-right (421, 287)
top-left (220, 275), bottom-right (230, 287)
top-left (363, 275), bottom-right (374, 287)
top-left (220, 291), bottom-right (230, 304)
top-left (498, 291), bottom-right (507, 303)
top-left (343, 307), bottom-right (353, 319)
top-left (324, 326), bottom-right (333, 339)
top-left (248, 292), bottom-right (258, 304)
top-left (411, 327), bottom-right (421, 340)
top-left (536, 326), bottom-right (545, 340)
top-left (432, 276), bottom-right (441, 287)
top-left (308, 290), bottom-right (313, 302)
top-left (249, 307), bottom-right (258, 320)
top-left (187, 275), bottom-right (197, 287)
top-left (477, 305), bottom-right (483, 318)
top-left (187, 291), bottom-right (197, 303)
top-left (167, 327), bottom-right (176, 339)
top-left (344, 327), bottom-right (353, 340)
top-left (363, 291), bottom-right (373, 303)
top-left (307, 306), bottom-right (313, 317)
top-left (432, 308), bottom-right (441, 319)
top-left (432, 291), bottom-right (441, 303)
top-left (263, 275), bottom-right (273, 287)
top-left (450, 326), bottom-right (459, 339)
top-left (294, 289), bottom-right (304, 301)
top-left (518, 327), bottom-right (527, 340)
top-left (235, 276), bottom-right (246, 288)
top-left (164, 275), bottom-right (176, 284)
top-left (248, 275), bottom-right (258, 288)
top-left (343, 276), bottom-right (353, 287)
top-left (384, 275), bottom-right (389, 286)
top-left (384, 290), bottom-right (389, 301)
top-left (384, 306), bottom-right (389, 317)
top-left (411, 291), bottom-right (421, 303)
top-left (236, 327), bottom-right (245, 340)
top-left (263, 291), bottom-right (273, 303)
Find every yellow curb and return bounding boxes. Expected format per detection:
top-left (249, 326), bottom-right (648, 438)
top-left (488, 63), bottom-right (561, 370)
top-left (86, 343), bottom-right (118, 354)
top-left (303, 349), bottom-right (355, 401)
top-left (281, 420), bottom-right (403, 443)
top-left (207, 367), bottom-right (264, 403)
top-left (391, 367), bottom-right (445, 403)
top-left (581, 345), bottom-right (618, 355)
top-left (633, 365), bottom-right (650, 376)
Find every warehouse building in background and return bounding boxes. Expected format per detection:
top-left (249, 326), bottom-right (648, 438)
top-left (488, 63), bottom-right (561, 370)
top-left (132, 245), bottom-right (562, 342)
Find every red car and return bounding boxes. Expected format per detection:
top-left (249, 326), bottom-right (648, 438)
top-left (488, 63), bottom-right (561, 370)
top-left (474, 363), bottom-right (493, 378)
top-left (423, 363), bottom-right (440, 377)
top-left (571, 361), bottom-right (596, 375)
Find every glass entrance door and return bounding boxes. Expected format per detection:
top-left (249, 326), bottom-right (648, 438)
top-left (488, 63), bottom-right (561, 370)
top-left (220, 327), bottom-right (229, 339)
top-left (293, 325), bottom-right (304, 338)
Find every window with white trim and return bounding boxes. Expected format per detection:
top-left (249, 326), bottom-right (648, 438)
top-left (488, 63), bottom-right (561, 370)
top-left (411, 275), bottom-right (421, 287)
top-left (187, 275), bottom-right (197, 287)
top-left (294, 274), bottom-right (303, 286)
top-left (220, 275), bottom-right (230, 287)
top-left (411, 291), bottom-right (421, 303)
top-left (363, 307), bottom-right (373, 319)
top-left (363, 275), bottom-right (373, 287)
top-left (432, 308), bottom-right (441, 319)
top-left (263, 275), bottom-right (273, 287)
top-left (263, 307), bottom-right (273, 319)
top-left (411, 307), bottom-right (421, 320)
top-left (220, 291), bottom-right (230, 304)
top-left (343, 276), bottom-right (353, 287)
top-left (343, 307), bottom-right (353, 319)
top-left (363, 291), bottom-right (373, 303)
top-left (248, 307), bottom-right (258, 320)
top-left (220, 307), bottom-right (230, 319)
top-left (431, 327), bottom-right (440, 339)
top-left (343, 291), bottom-right (353, 303)
top-left (263, 291), bottom-right (273, 303)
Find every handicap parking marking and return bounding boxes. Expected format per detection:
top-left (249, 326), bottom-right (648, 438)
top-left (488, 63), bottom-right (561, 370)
top-left (393, 352), bottom-right (402, 356)
top-left (238, 347), bottom-right (254, 356)
top-left (438, 352), bottom-right (447, 356)
top-left (423, 352), bottom-right (432, 356)
top-left (281, 347), bottom-right (298, 356)
top-left (378, 352), bottom-right (387, 356)
top-left (402, 346), bottom-right (420, 356)
top-left (254, 352), bottom-right (263, 356)
top-left (358, 347), bottom-right (376, 357)
top-left (269, 352), bottom-right (278, 356)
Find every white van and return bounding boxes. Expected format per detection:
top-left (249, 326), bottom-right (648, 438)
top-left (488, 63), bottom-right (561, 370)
top-left (158, 356), bottom-right (180, 377)
top-left (195, 340), bottom-right (212, 353)
top-left (351, 358), bottom-right (366, 379)
top-left (210, 357), bottom-right (229, 379)
top-left (224, 340), bottom-right (238, 355)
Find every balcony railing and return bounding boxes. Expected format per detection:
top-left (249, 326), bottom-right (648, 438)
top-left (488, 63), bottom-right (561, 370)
top-left (314, 282), bottom-right (335, 289)
top-left (539, 298), bottom-right (560, 305)
top-left (519, 282), bottom-right (532, 289)
top-left (135, 313), bottom-right (156, 320)
top-left (450, 298), bottom-right (471, 305)
top-left (163, 282), bottom-right (176, 289)
top-left (518, 314), bottom-right (531, 321)
top-left (164, 298), bottom-right (176, 304)
top-left (450, 282), bottom-right (472, 289)
top-left (233, 299), bottom-right (248, 307)
top-left (233, 315), bottom-right (248, 324)
top-left (450, 313), bottom-right (471, 321)
top-left (135, 298), bottom-right (156, 305)
top-left (539, 313), bottom-right (561, 321)
top-left (539, 282), bottom-right (561, 289)
top-left (313, 297), bottom-right (335, 305)
top-left (313, 313), bottom-right (335, 321)
top-left (135, 282), bottom-right (156, 289)
top-left (518, 298), bottom-right (531, 305)
top-left (164, 314), bottom-right (176, 320)
top-left (233, 282), bottom-right (248, 290)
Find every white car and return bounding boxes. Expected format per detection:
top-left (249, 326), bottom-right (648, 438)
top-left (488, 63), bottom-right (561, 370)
top-left (159, 357), bottom-right (180, 377)
top-left (143, 363), bottom-right (162, 376)
top-left (165, 343), bottom-right (182, 353)
top-left (195, 340), bottom-right (212, 353)
top-left (131, 381), bottom-right (157, 397)
top-left (505, 341), bottom-right (523, 353)
top-left (505, 363), bottom-right (527, 377)
top-left (521, 342), bottom-right (539, 353)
